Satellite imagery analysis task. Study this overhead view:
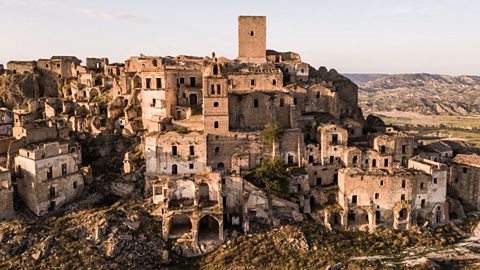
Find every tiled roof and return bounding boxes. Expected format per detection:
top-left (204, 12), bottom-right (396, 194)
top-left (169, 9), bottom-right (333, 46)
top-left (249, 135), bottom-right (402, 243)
top-left (453, 154), bottom-right (480, 168)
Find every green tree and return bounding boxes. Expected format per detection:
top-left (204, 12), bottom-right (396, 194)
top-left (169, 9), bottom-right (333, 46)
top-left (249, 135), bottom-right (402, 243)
top-left (255, 158), bottom-right (289, 196)
top-left (261, 122), bottom-right (283, 158)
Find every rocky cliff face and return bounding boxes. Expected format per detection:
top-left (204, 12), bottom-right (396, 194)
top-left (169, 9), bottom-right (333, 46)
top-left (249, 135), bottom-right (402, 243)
top-left (0, 71), bottom-right (60, 108)
top-left (346, 73), bottom-right (480, 115)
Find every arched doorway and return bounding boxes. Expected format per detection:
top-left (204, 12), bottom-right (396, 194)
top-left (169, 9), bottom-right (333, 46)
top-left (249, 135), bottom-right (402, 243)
top-left (435, 205), bottom-right (443, 224)
top-left (399, 208), bottom-right (408, 221)
top-left (169, 214), bottom-right (192, 237)
top-left (330, 212), bottom-right (341, 227)
top-left (217, 162), bottom-right (225, 170)
top-left (172, 164), bottom-right (178, 175)
top-left (198, 215), bottom-right (220, 241)
top-left (189, 93), bottom-right (198, 106)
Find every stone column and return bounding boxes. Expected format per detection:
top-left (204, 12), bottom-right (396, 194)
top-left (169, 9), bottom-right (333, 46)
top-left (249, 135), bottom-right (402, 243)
top-left (194, 186), bottom-right (199, 206)
top-left (192, 217), bottom-right (199, 243)
top-left (341, 211), bottom-right (347, 227)
top-left (368, 209), bottom-right (376, 232)
top-left (393, 209), bottom-right (399, 230)
top-left (162, 216), bottom-right (170, 241)
top-left (406, 209), bottom-right (412, 230)
top-left (219, 219), bottom-right (225, 241)
top-left (324, 211), bottom-right (332, 230)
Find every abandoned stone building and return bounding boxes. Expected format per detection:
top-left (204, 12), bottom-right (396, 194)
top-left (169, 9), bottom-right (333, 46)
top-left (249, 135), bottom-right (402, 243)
top-left (408, 157), bottom-right (448, 225)
top-left (449, 154), bottom-right (480, 212)
top-left (38, 56), bottom-right (82, 79)
top-left (14, 141), bottom-right (84, 216)
top-left (0, 108), bottom-right (13, 136)
top-left (337, 168), bottom-right (417, 230)
top-left (6, 61), bottom-right (37, 74)
top-left (418, 141), bottom-right (454, 164)
top-left (129, 16), bottom-right (459, 249)
top-left (0, 14), bottom-right (477, 256)
top-left (0, 167), bottom-right (14, 220)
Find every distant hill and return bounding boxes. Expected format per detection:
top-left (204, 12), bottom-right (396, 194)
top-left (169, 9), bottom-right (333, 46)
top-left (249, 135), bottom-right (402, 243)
top-left (342, 73), bottom-right (389, 84)
top-left (347, 73), bottom-right (480, 115)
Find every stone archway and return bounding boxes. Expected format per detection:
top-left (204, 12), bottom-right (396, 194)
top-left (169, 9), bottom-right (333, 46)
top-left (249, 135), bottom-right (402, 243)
top-left (198, 215), bottom-right (220, 242)
top-left (393, 203), bottom-right (412, 229)
top-left (169, 214), bottom-right (192, 238)
top-left (433, 204), bottom-right (445, 225)
top-left (348, 208), bottom-right (369, 227)
top-left (398, 208), bottom-right (408, 221)
top-left (330, 212), bottom-right (342, 227)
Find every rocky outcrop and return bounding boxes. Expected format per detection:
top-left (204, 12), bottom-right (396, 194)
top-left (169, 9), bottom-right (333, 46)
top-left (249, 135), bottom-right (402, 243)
top-left (0, 70), bottom-right (63, 108)
top-left (0, 73), bottom-right (39, 108)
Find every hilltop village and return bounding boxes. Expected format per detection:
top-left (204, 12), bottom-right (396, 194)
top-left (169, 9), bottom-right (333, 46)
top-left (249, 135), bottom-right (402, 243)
top-left (1, 16), bottom-right (480, 263)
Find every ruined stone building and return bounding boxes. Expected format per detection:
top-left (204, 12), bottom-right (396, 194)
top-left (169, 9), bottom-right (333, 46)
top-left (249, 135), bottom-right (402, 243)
top-left (408, 157), bottom-right (448, 225)
top-left (14, 141), bottom-right (84, 216)
top-left (449, 154), bottom-right (480, 212)
top-left (123, 16), bottom-right (455, 251)
top-left (0, 108), bottom-right (13, 136)
top-left (0, 167), bottom-right (14, 220)
top-left (0, 14), bottom-right (474, 255)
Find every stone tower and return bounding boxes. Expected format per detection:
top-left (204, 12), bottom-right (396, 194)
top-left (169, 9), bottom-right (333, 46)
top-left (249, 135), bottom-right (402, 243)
top-left (203, 61), bottom-right (229, 135)
top-left (238, 16), bottom-right (266, 64)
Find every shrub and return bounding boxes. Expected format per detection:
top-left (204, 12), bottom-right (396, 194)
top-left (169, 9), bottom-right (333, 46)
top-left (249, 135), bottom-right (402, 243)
top-left (254, 158), bottom-right (289, 196)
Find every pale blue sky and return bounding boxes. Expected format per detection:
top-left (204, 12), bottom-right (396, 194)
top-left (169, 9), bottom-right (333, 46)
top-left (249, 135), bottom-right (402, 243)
top-left (0, 0), bottom-right (479, 75)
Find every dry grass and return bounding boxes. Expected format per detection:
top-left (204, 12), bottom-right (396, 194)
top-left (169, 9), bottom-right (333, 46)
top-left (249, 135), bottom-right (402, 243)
top-left (374, 111), bottom-right (480, 128)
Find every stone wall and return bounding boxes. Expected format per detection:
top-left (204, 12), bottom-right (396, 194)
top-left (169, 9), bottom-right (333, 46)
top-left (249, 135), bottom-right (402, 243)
top-left (0, 170), bottom-right (14, 220)
top-left (145, 132), bottom-right (206, 176)
top-left (7, 61), bottom-right (37, 74)
top-left (338, 168), bottom-right (415, 228)
top-left (450, 161), bottom-right (480, 211)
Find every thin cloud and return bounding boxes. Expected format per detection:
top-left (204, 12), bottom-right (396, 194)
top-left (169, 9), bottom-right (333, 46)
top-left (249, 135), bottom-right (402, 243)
top-left (82, 8), bottom-right (144, 23)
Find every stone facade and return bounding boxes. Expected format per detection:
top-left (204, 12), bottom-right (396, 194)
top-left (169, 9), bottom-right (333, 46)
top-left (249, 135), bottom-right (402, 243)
top-left (0, 167), bottom-right (14, 220)
top-left (238, 16), bottom-right (266, 63)
top-left (14, 141), bottom-right (84, 216)
top-left (449, 154), bottom-right (480, 211)
top-left (6, 61), bottom-right (37, 74)
top-left (408, 157), bottom-right (448, 225)
top-left (0, 108), bottom-right (13, 136)
top-left (145, 132), bottom-right (206, 177)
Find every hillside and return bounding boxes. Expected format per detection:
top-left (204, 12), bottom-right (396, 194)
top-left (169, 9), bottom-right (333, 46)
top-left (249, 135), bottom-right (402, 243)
top-left (344, 74), bottom-right (480, 115)
top-left (342, 73), bottom-right (389, 85)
